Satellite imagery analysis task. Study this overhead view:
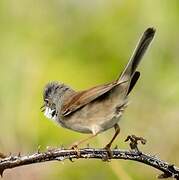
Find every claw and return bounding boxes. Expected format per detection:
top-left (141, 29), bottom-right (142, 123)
top-left (69, 144), bottom-right (81, 158)
top-left (103, 144), bottom-right (113, 161)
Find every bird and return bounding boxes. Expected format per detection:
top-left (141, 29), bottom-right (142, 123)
top-left (41, 27), bottom-right (156, 151)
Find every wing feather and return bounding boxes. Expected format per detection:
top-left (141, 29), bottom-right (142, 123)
top-left (62, 81), bottom-right (119, 116)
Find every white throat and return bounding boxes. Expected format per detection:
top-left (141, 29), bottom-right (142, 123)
top-left (44, 107), bottom-right (57, 121)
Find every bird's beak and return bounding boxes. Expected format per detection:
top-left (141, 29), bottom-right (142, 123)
top-left (40, 104), bottom-right (45, 112)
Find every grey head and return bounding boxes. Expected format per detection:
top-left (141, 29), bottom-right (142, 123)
top-left (41, 81), bottom-right (74, 121)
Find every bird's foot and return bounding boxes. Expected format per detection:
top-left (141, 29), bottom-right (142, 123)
top-left (69, 143), bottom-right (81, 158)
top-left (125, 135), bottom-right (146, 153)
top-left (103, 144), bottom-right (113, 161)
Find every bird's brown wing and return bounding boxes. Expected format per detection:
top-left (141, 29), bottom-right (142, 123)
top-left (62, 81), bottom-right (126, 116)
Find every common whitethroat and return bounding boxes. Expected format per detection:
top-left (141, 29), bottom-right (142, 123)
top-left (41, 27), bottom-right (156, 150)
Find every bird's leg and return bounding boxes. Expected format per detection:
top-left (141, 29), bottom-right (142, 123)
top-left (105, 124), bottom-right (120, 149)
top-left (104, 124), bottom-right (120, 158)
top-left (69, 134), bottom-right (97, 157)
top-left (70, 134), bottom-right (97, 148)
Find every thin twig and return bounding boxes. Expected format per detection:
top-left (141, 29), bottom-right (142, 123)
top-left (0, 147), bottom-right (179, 179)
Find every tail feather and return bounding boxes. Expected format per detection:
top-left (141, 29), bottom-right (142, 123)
top-left (127, 71), bottom-right (140, 95)
top-left (118, 27), bottom-right (156, 82)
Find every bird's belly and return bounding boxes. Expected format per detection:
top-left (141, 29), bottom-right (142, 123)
top-left (61, 100), bottom-right (125, 134)
top-left (63, 114), bottom-right (121, 134)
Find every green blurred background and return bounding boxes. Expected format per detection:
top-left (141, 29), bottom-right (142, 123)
top-left (0, 0), bottom-right (179, 179)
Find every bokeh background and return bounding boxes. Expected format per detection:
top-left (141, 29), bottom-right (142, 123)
top-left (0, 0), bottom-right (179, 179)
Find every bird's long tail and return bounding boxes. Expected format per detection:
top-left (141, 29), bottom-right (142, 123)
top-left (118, 27), bottom-right (156, 83)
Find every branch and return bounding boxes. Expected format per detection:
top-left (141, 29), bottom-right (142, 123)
top-left (0, 146), bottom-right (179, 179)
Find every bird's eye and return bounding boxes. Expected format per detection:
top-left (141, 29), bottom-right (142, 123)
top-left (44, 99), bottom-right (49, 104)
